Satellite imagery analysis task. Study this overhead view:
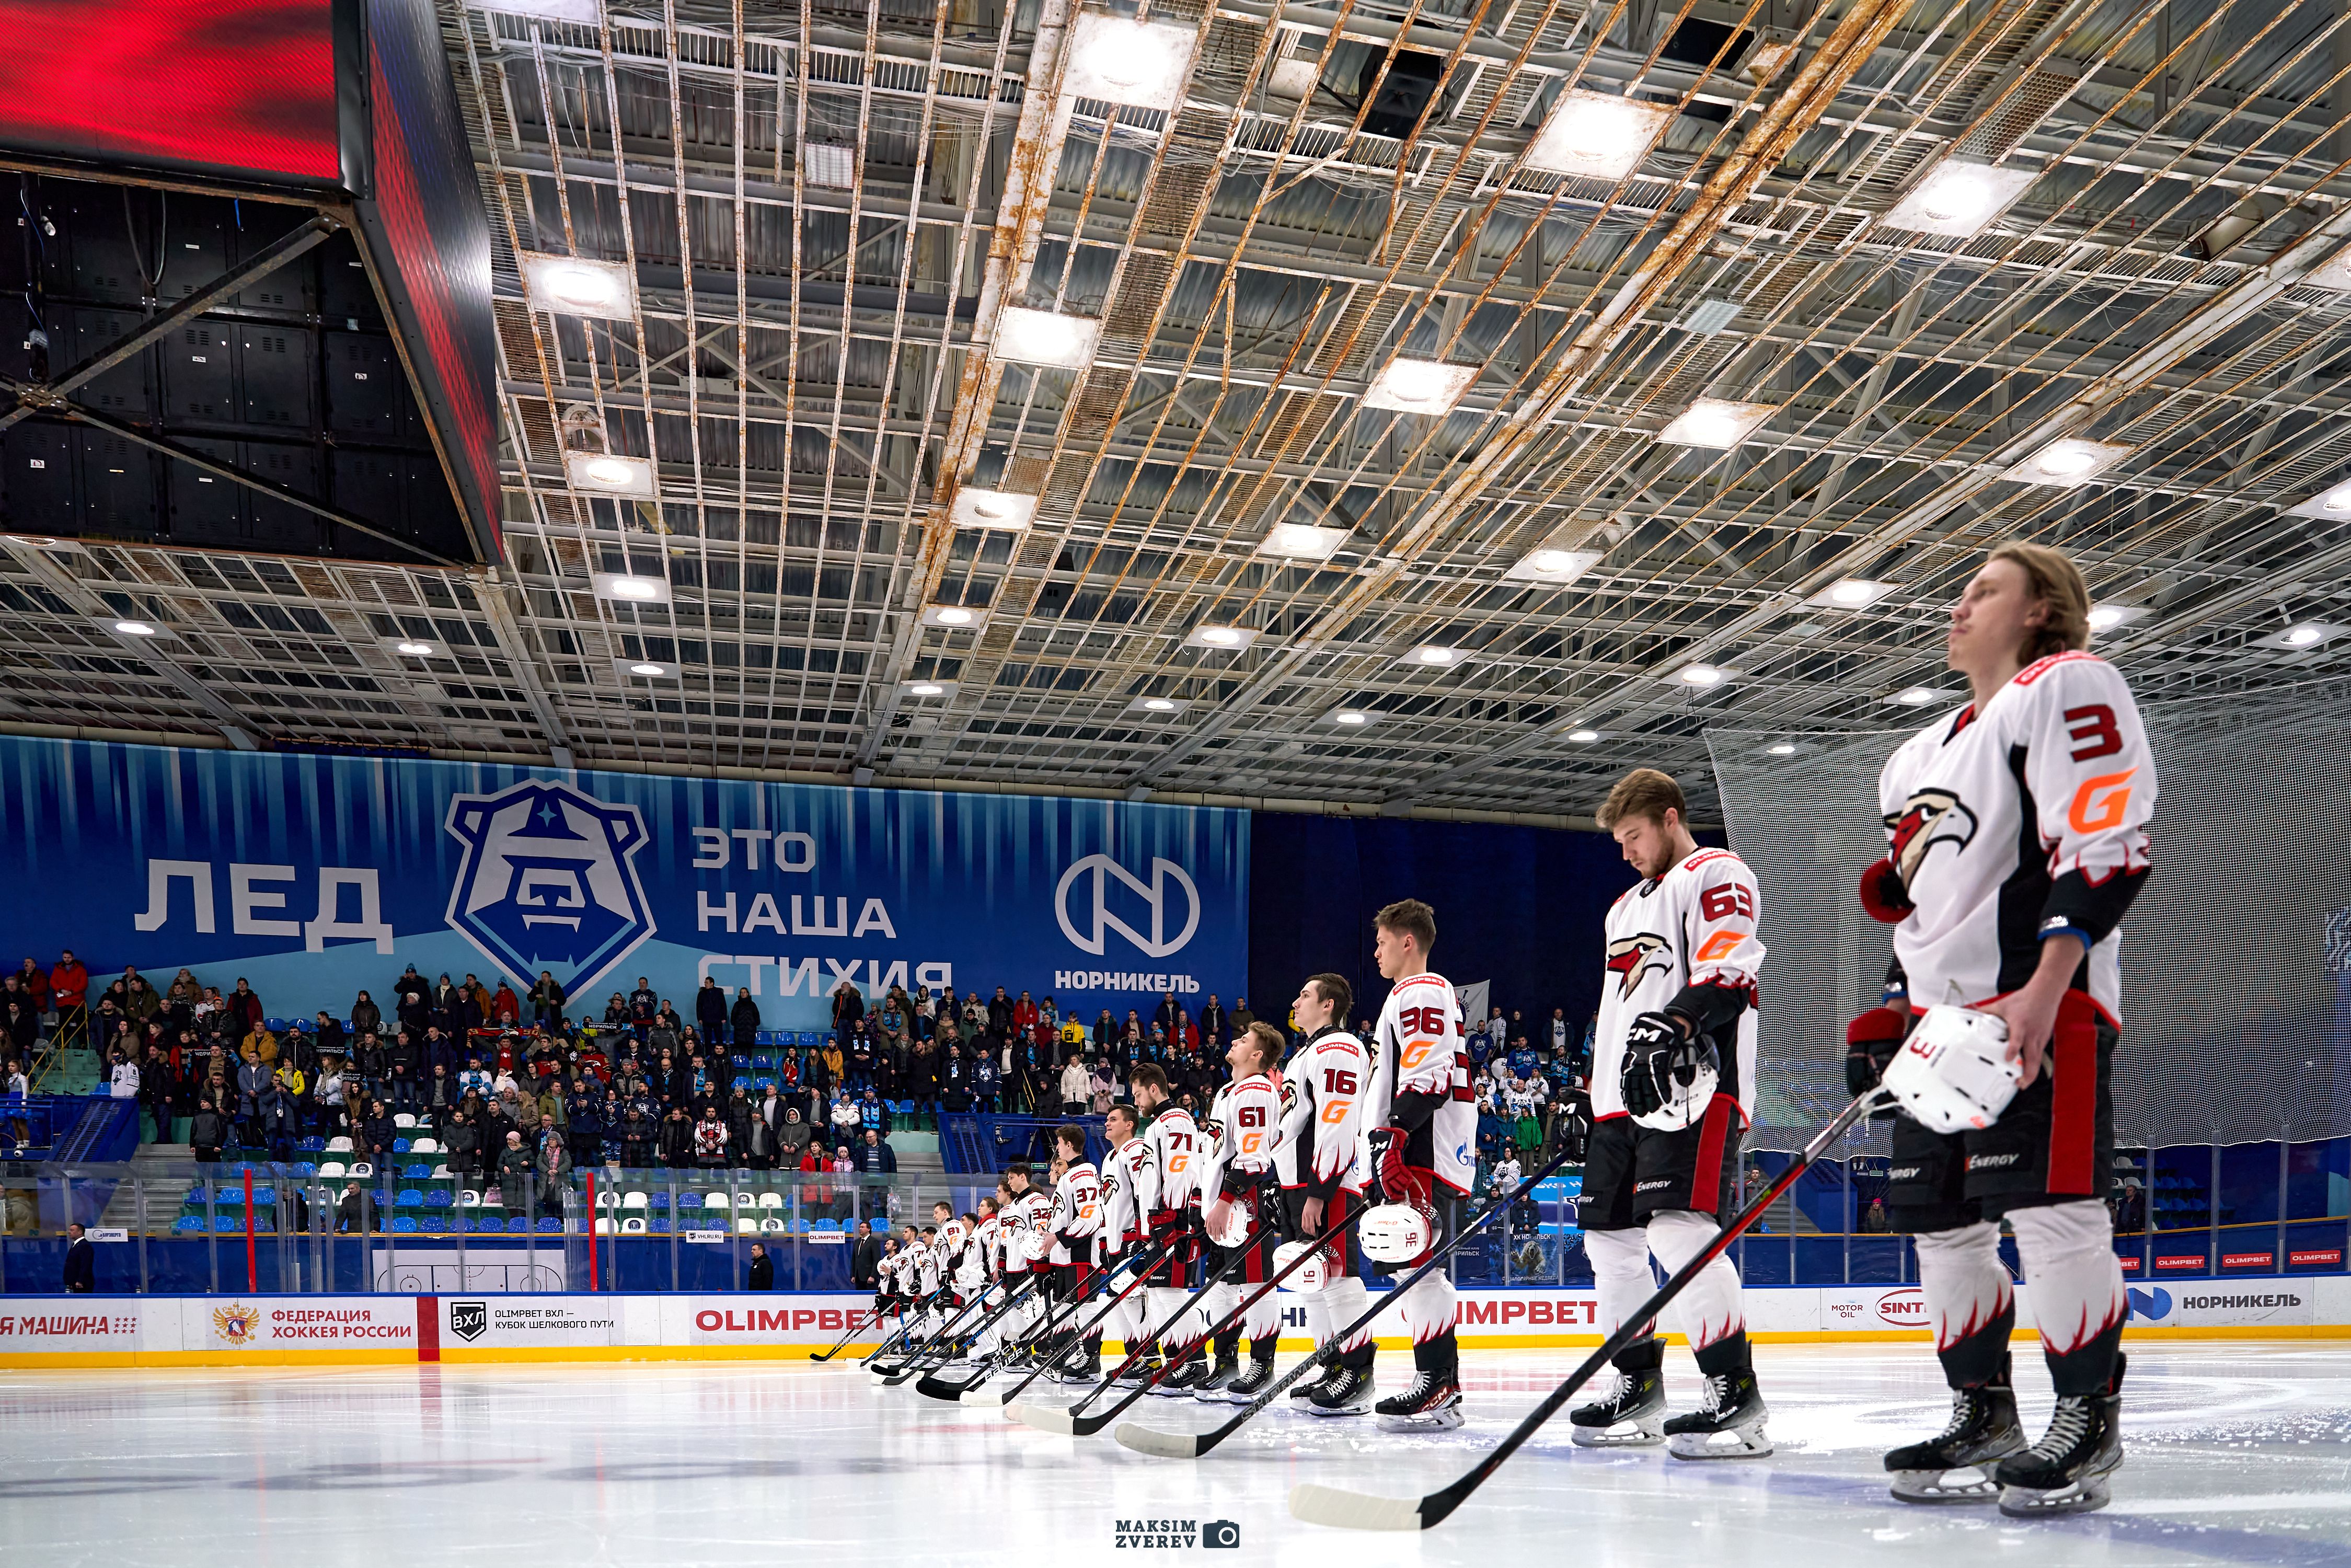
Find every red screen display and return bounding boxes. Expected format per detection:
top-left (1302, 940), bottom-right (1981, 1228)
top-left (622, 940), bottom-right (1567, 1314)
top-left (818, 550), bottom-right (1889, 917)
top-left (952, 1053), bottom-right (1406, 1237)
top-left (0, 0), bottom-right (341, 185)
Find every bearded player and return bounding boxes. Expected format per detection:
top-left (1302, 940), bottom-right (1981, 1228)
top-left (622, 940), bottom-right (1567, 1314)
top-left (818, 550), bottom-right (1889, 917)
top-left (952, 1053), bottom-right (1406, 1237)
top-left (1361, 898), bottom-right (1477, 1430)
top-left (1571, 767), bottom-right (1770, 1458)
top-left (1849, 543), bottom-right (2152, 1516)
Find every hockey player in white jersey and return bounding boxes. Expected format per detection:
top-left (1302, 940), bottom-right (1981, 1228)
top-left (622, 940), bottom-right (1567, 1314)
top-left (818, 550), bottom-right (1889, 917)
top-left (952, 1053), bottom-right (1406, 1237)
top-left (1131, 1062), bottom-right (1212, 1393)
top-left (1044, 1126), bottom-right (1105, 1382)
top-left (1097, 1102), bottom-right (1154, 1375)
top-left (1193, 1022), bottom-right (1288, 1400)
top-left (1572, 766), bottom-right (1771, 1458)
top-left (1847, 543), bottom-right (2153, 1516)
top-left (1362, 898), bottom-right (1478, 1430)
top-left (1278, 971), bottom-right (1377, 1415)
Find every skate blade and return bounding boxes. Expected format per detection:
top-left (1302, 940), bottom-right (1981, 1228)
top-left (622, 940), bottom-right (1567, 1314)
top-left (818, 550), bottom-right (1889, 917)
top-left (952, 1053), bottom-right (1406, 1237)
top-left (1666, 1426), bottom-right (1772, 1460)
top-left (1997, 1475), bottom-right (2113, 1517)
top-left (1376, 1405), bottom-right (1465, 1434)
top-left (1889, 1467), bottom-right (2001, 1504)
top-left (1305, 1401), bottom-right (1374, 1418)
top-left (1570, 1421), bottom-right (1665, 1449)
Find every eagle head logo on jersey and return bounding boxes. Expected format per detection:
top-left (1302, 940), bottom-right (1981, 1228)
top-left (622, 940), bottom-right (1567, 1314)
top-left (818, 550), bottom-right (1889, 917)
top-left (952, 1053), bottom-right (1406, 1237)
top-left (1886, 788), bottom-right (1978, 885)
top-left (1606, 933), bottom-right (1673, 1000)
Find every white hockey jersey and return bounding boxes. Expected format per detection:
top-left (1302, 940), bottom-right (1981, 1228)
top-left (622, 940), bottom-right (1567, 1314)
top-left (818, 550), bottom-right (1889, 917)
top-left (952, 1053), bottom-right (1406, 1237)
top-left (1141, 1104), bottom-right (1203, 1217)
top-left (1594, 846), bottom-right (1765, 1122)
top-left (1010, 1188), bottom-right (1054, 1266)
top-left (1049, 1160), bottom-right (1102, 1265)
top-left (955, 1218), bottom-right (989, 1289)
top-left (1877, 651), bottom-right (2154, 1024)
top-left (907, 1239), bottom-right (939, 1295)
top-left (1368, 972), bottom-right (1478, 1197)
top-left (1198, 1073), bottom-right (1281, 1207)
top-left (971, 1212), bottom-right (1003, 1278)
top-left (1277, 1027), bottom-right (1371, 1196)
top-left (1100, 1134), bottom-right (1153, 1250)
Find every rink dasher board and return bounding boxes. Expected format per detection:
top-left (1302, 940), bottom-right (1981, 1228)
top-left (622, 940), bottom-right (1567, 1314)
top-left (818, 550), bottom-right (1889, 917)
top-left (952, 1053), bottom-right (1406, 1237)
top-left (3, 1281), bottom-right (2344, 1366)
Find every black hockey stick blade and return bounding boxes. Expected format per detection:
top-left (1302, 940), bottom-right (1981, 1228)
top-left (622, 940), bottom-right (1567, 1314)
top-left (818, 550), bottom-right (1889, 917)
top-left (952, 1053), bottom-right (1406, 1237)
top-left (915, 1369), bottom-right (984, 1401)
top-left (1118, 1143), bottom-right (1582, 1462)
top-left (806, 1317), bottom-right (867, 1362)
top-left (1285, 1089), bottom-right (1888, 1531)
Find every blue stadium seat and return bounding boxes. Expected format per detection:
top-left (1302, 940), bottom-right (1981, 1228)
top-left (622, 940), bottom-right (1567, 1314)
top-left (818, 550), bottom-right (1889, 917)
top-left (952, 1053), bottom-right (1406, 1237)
top-left (212, 1215), bottom-right (241, 1232)
top-left (504, 1216), bottom-right (528, 1233)
top-left (396, 1187), bottom-right (423, 1208)
top-left (755, 1030), bottom-right (775, 1046)
top-left (650, 1217), bottom-right (672, 1234)
top-left (182, 1184), bottom-right (208, 1206)
top-left (292, 1161), bottom-right (317, 1177)
top-left (172, 1216), bottom-right (203, 1233)
top-left (392, 1216), bottom-right (419, 1234)
top-left (392, 1137), bottom-right (412, 1154)
top-left (425, 1190), bottom-right (453, 1209)
top-left (264, 1016), bottom-right (289, 1032)
top-left (298, 1136), bottom-right (325, 1152)
top-left (757, 1078), bottom-right (776, 1092)
top-left (535, 1217), bottom-right (561, 1233)
top-left (472, 1217), bottom-right (503, 1234)
top-left (215, 1187), bottom-right (246, 1207)
top-left (250, 1186), bottom-right (276, 1207)
top-left (648, 1192), bottom-right (670, 1210)
top-left (402, 1162), bottom-right (431, 1179)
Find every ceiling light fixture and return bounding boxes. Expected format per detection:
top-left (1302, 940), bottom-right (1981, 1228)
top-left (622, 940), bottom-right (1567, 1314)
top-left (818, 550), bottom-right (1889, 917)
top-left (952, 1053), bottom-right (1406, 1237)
top-left (566, 450), bottom-right (656, 497)
top-left (1565, 728), bottom-right (1600, 743)
top-left (2087, 604), bottom-right (2148, 632)
top-left (1061, 13), bottom-right (1197, 111)
top-left (630, 663), bottom-right (666, 676)
top-left (1656, 398), bottom-right (1776, 449)
top-left (520, 252), bottom-right (638, 320)
top-left (592, 572), bottom-right (671, 604)
top-left (1523, 89), bottom-right (1675, 181)
top-left (395, 641), bottom-right (435, 656)
top-left (907, 682), bottom-right (946, 697)
top-left (1766, 742), bottom-right (1797, 756)
top-left (1676, 664), bottom-right (1726, 687)
top-left (612, 658), bottom-right (679, 681)
top-left (1330, 710), bottom-right (1372, 726)
top-left (2006, 438), bottom-right (2130, 489)
top-left (112, 619), bottom-right (157, 636)
top-left (1363, 358), bottom-right (1478, 413)
top-left (1505, 546), bottom-right (1603, 585)
top-left (1141, 697), bottom-right (1178, 711)
top-left (2284, 479), bottom-right (2351, 520)
top-left (1255, 523), bottom-right (1347, 561)
top-left (994, 307), bottom-right (1103, 370)
top-left (1883, 161), bottom-right (2038, 238)
top-left (1403, 644), bottom-right (1464, 667)
top-left (1816, 578), bottom-right (1891, 608)
top-left (921, 603), bottom-right (990, 631)
top-left (951, 488), bottom-right (1040, 531)
top-left (2264, 621), bottom-right (2341, 651)
top-left (1893, 686), bottom-right (1944, 706)
top-left (1184, 623), bottom-right (1260, 651)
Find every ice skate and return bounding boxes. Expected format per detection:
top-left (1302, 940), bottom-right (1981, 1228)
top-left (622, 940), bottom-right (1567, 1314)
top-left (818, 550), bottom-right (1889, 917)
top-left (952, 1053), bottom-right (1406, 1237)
top-left (1887, 1364), bottom-right (2026, 1503)
top-left (1305, 1363), bottom-right (1375, 1417)
top-left (1995, 1357), bottom-right (2125, 1517)
top-left (1570, 1340), bottom-right (1667, 1448)
top-left (1664, 1367), bottom-right (1771, 1459)
top-left (1375, 1364), bottom-right (1464, 1432)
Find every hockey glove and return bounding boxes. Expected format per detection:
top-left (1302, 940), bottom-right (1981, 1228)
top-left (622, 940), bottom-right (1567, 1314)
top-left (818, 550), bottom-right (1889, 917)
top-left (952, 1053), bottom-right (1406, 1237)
top-left (1366, 1124), bottom-right (1431, 1207)
top-left (1845, 1006), bottom-right (1911, 1096)
top-left (1859, 857), bottom-right (1914, 924)
top-left (1619, 1010), bottom-right (1716, 1120)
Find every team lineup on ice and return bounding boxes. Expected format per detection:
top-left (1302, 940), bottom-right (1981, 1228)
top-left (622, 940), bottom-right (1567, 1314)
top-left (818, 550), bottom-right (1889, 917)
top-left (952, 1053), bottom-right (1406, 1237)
top-left (667, 546), bottom-right (2162, 1536)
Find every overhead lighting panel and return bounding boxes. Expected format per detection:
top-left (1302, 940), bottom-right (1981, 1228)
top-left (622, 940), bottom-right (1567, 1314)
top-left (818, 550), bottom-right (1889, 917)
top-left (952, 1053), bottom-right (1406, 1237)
top-left (1890, 686), bottom-right (1948, 706)
top-left (592, 572), bottom-right (672, 605)
top-left (1656, 399), bottom-right (1776, 449)
top-left (616, 659), bottom-right (679, 681)
top-left (1505, 547), bottom-right (1603, 586)
top-left (802, 143), bottom-right (857, 189)
top-left (921, 603), bottom-right (991, 632)
top-left (1184, 624), bottom-right (1261, 651)
top-left (1883, 162), bottom-right (2038, 238)
top-left (1400, 644), bottom-right (1466, 668)
top-left (902, 679), bottom-right (958, 698)
top-left (1812, 578), bottom-right (1891, 609)
top-left (1675, 663), bottom-right (1728, 687)
top-left (566, 450), bottom-right (656, 497)
top-left (1363, 358), bottom-right (1478, 413)
top-left (521, 252), bottom-right (638, 320)
top-left (1256, 523), bottom-right (1347, 561)
top-left (1327, 708), bottom-right (1378, 727)
top-left (1524, 89), bottom-right (1675, 181)
top-left (994, 307), bottom-right (1103, 370)
top-left (2285, 478), bottom-right (2351, 519)
top-left (1127, 695), bottom-right (1191, 714)
top-left (2258, 621), bottom-right (2342, 651)
top-left (1062, 13), bottom-right (1197, 111)
top-left (2006, 439), bottom-right (2130, 489)
top-left (2087, 604), bottom-right (2148, 633)
top-left (1564, 728), bottom-right (1601, 744)
top-left (950, 488), bottom-right (1039, 531)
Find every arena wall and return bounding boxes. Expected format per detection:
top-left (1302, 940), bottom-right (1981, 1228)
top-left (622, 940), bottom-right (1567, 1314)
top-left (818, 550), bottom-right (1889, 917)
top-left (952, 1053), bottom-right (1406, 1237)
top-left (3, 1279), bottom-right (2343, 1367)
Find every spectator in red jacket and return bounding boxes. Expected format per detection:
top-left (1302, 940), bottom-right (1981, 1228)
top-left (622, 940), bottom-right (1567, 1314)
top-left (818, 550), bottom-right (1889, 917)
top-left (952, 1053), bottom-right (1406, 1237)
top-left (16, 959), bottom-right (50, 1014)
top-left (226, 978), bottom-right (264, 1035)
top-left (1011, 991), bottom-right (1039, 1034)
top-left (49, 950), bottom-right (89, 1049)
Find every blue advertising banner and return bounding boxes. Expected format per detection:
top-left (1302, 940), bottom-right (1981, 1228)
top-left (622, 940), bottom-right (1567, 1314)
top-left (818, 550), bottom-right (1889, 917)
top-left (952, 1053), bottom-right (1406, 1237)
top-left (0, 739), bottom-right (1248, 1028)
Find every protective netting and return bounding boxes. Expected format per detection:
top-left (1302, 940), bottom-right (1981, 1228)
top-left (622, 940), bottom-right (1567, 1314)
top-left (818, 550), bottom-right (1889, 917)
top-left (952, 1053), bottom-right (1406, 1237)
top-left (1708, 679), bottom-right (2351, 1152)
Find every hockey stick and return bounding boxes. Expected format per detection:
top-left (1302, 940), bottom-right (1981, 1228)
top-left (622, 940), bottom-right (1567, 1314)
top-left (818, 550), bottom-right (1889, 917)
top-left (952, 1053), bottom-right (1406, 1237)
top-left (862, 1278), bottom-right (964, 1370)
top-left (1010, 1201), bottom-right (1367, 1437)
top-left (884, 1267), bottom-right (1053, 1384)
top-left (806, 1301), bottom-right (873, 1363)
top-left (873, 1272), bottom-right (1039, 1384)
top-left (952, 1233), bottom-right (1181, 1406)
top-left (1288, 1088), bottom-right (1888, 1531)
top-left (1116, 1141), bottom-right (1580, 1459)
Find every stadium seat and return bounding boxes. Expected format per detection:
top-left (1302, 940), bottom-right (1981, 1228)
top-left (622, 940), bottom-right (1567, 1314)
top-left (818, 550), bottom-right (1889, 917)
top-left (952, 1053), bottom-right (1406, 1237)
top-left (402, 1162), bottom-right (431, 1179)
top-left (216, 1187), bottom-right (245, 1207)
top-left (430, 1165), bottom-right (452, 1181)
top-left (172, 1216), bottom-right (203, 1233)
top-left (471, 1217), bottom-right (502, 1234)
top-left (535, 1217), bottom-right (562, 1233)
top-left (213, 1215), bottom-right (241, 1232)
top-left (317, 1161), bottom-right (346, 1179)
top-left (595, 1217), bottom-right (617, 1235)
top-left (394, 1113), bottom-right (418, 1128)
top-left (813, 1218), bottom-right (840, 1232)
top-left (410, 1137), bottom-right (438, 1154)
top-left (297, 1136), bottom-right (325, 1152)
top-left (325, 1136), bottom-right (353, 1153)
top-left (623, 1191), bottom-right (648, 1210)
top-left (425, 1191), bottom-right (452, 1209)
top-left (292, 1161), bottom-right (317, 1177)
top-left (756, 1191), bottom-right (783, 1210)
top-left (701, 1192), bottom-right (729, 1209)
top-left (504, 1216), bottom-right (528, 1233)
top-left (458, 1190), bottom-right (482, 1208)
top-left (392, 1216), bottom-right (419, 1234)
top-left (349, 1161), bottom-right (373, 1178)
top-left (622, 1217), bottom-right (647, 1235)
top-left (648, 1192), bottom-right (670, 1210)
top-left (251, 1186), bottom-right (276, 1207)
top-left (737, 1217), bottom-right (758, 1234)
top-left (757, 1077), bottom-right (776, 1092)
top-left (182, 1184), bottom-right (208, 1205)
top-left (759, 1216), bottom-right (786, 1233)
top-left (264, 1016), bottom-right (289, 1032)
top-left (651, 1217), bottom-right (672, 1235)
top-left (391, 1137), bottom-right (412, 1155)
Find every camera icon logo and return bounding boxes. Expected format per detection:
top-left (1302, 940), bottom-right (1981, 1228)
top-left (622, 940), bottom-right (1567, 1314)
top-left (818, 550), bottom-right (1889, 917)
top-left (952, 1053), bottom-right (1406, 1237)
top-left (1202, 1519), bottom-right (1241, 1549)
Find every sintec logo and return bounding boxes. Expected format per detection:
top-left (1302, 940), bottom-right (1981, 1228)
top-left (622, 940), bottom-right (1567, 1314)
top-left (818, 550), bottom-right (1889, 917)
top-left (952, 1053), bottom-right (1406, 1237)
top-left (1875, 1287), bottom-right (1930, 1328)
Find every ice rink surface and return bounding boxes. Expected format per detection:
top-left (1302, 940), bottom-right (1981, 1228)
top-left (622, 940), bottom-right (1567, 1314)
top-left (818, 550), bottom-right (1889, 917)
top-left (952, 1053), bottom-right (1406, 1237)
top-left (5, 1341), bottom-right (2350, 1566)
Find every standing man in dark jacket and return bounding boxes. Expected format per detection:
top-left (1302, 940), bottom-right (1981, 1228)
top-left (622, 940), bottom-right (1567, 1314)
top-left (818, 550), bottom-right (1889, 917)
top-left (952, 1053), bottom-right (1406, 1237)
top-left (849, 1220), bottom-right (883, 1289)
top-left (729, 989), bottom-right (761, 1055)
top-left (747, 1242), bottom-right (775, 1291)
top-left (63, 1223), bottom-right (95, 1292)
top-left (696, 978), bottom-right (728, 1044)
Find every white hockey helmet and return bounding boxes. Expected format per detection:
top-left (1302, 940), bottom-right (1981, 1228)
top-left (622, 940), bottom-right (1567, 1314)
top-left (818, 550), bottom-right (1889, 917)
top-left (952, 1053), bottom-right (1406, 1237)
top-left (1272, 1239), bottom-right (1332, 1293)
top-left (1629, 1052), bottom-right (1719, 1133)
top-left (1880, 1006), bottom-right (2020, 1134)
top-left (1359, 1200), bottom-right (1435, 1265)
top-left (1203, 1190), bottom-right (1254, 1249)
